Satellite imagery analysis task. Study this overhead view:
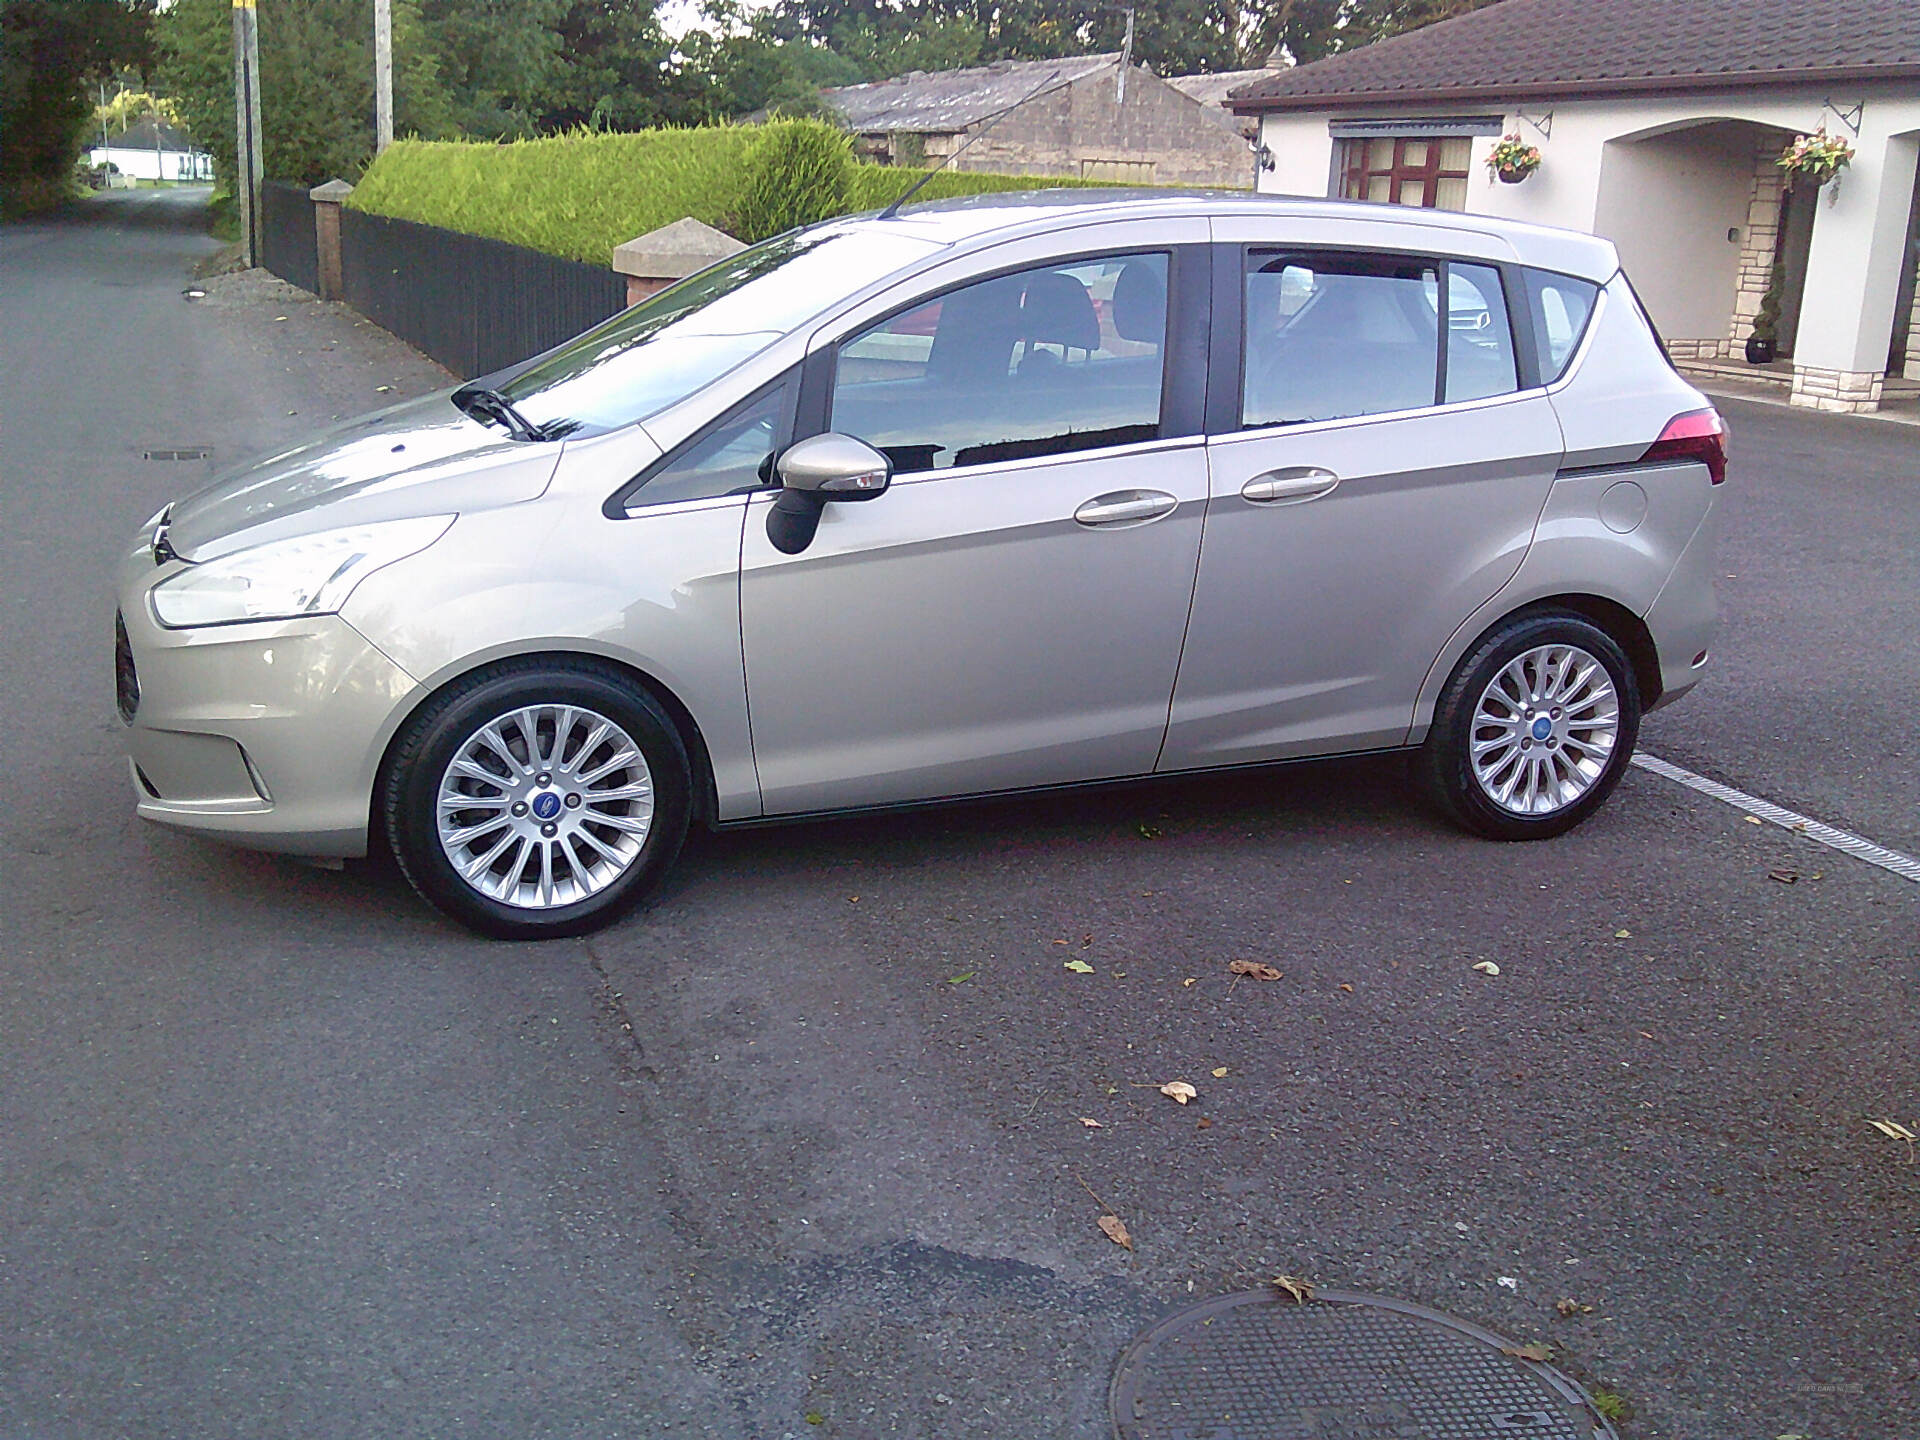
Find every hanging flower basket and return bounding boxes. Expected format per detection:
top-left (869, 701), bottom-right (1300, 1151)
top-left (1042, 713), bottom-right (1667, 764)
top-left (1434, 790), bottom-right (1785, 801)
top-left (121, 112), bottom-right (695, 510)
top-left (1485, 133), bottom-right (1542, 184)
top-left (1778, 128), bottom-right (1854, 186)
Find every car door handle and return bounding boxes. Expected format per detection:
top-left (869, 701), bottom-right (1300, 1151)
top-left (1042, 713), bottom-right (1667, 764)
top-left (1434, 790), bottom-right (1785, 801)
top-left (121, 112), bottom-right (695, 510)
top-left (1241, 468), bottom-right (1340, 505)
top-left (1073, 489), bottom-right (1179, 528)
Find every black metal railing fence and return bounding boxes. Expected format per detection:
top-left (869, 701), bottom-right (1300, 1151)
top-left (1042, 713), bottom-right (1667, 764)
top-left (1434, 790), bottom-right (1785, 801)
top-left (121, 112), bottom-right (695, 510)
top-left (339, 208), bottom-right (626, 379)
top-left (259, 181), bottom-right (319, 296)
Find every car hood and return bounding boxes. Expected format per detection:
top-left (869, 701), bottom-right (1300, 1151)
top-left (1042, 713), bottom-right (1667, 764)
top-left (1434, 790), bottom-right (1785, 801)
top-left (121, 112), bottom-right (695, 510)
top-left (164, 391), bottom-right (565, 561)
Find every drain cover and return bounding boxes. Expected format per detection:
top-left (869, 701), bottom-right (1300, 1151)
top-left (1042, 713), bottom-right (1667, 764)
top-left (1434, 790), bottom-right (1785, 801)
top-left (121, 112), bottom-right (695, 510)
top-left (1110, 1289), bottom-right (1617, 1440)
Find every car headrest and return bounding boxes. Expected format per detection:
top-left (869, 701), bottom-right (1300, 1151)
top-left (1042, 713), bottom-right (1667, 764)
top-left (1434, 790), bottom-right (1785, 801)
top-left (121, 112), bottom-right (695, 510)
top-left (1110, 261), bottom-right (1167, 344)
top-left (1017, 272), bottom-right (1100, 352)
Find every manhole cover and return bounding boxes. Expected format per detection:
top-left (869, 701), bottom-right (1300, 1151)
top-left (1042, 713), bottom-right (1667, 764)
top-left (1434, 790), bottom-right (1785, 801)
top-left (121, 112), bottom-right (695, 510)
top-left (1110, 1289), bottom-right (1618, 1440)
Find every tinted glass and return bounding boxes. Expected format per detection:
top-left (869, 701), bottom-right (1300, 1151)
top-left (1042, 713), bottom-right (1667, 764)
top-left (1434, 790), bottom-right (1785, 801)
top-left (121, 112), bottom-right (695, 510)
top-left (1445, 263), bottom-right (1518, 403)
top-left (1243, 252), bottom-right (1439, 426)
top-left (499, 225), bottom-right (935, 439)
top-left (626, 383), bottom-right (786, 509)
top-left (831, 253), bottom-right (1168, 475)
top-left (1523, 269), bottom-right (1601, 381)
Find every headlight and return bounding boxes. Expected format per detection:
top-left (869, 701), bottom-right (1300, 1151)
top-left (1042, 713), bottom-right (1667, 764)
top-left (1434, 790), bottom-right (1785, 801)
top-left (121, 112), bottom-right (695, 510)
top-left (150, 515), bottom-right (455, 629)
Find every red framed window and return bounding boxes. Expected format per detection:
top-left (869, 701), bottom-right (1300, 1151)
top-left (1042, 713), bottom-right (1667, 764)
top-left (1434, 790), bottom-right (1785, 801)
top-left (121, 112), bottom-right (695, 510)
top-left (1341, 136), bottom-right (1473, 211)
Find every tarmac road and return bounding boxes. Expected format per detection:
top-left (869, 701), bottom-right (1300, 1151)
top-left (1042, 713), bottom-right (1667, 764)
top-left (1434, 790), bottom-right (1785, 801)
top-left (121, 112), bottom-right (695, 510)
top-left (1, 187), bottom-right (1914, 1440)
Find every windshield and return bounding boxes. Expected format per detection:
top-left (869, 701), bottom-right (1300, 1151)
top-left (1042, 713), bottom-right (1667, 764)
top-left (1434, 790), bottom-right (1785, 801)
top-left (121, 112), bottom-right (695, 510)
top-left (499, 224), bottom-right (939, 438)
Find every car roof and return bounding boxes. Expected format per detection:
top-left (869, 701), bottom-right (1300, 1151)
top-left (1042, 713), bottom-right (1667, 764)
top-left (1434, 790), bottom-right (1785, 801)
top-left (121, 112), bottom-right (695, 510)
top-left (854, 187), bottom-right (1619, 282)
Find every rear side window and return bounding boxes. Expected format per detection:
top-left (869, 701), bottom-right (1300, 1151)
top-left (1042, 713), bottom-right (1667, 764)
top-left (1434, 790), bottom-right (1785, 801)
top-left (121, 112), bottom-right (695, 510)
top-left (1445, 263), bottom-right (1518, 403)
top-left (1242, 251), bottom-right (1521, 426)
top-left (1243, 252), bottom-right (1440, 425)
top-left (1523, 269), bottom-right (1600, 381)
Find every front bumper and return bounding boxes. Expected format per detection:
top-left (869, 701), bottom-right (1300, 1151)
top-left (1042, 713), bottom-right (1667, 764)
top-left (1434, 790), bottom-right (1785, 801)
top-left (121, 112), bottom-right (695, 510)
top-left (115, 565), bottom-right (420, 857)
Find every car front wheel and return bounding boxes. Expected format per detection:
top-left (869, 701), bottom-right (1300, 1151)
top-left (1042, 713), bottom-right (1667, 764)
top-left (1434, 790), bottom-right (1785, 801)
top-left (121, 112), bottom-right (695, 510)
top-left (382, 659), bottom-right (691, 939)
top-left (1418, 612), bottom-right (1641, 840)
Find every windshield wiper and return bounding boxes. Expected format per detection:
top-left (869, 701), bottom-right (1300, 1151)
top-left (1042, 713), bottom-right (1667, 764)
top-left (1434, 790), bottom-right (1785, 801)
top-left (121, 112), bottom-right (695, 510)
top-left (453, 384), bottom-right (555, 442)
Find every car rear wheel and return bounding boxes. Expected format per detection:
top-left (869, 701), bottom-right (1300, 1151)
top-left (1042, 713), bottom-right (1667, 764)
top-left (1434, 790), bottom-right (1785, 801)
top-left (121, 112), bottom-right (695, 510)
top-left (1418, 612), bottom-right (1640, 840)
top-left (383, 660), bottom-right (691, 939)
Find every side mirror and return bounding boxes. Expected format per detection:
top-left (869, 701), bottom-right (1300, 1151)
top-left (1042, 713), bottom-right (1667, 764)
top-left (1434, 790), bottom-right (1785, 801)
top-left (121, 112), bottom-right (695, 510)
top-left (766, 433), bottom-right (892, 555)
top-left (776, 433), bottom-right (892, 498)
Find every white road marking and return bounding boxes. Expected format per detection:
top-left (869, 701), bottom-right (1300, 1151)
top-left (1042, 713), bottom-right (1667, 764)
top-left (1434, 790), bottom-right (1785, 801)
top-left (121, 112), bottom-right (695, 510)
top-left (1632, 752), bottom-right (1920, 883)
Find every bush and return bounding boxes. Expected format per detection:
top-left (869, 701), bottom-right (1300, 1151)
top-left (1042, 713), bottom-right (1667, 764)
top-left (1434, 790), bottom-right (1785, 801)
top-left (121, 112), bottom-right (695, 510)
top-left (348, 124), bottom-right (1115, 264)
top-left (727, 118), bottom-right (852, 243)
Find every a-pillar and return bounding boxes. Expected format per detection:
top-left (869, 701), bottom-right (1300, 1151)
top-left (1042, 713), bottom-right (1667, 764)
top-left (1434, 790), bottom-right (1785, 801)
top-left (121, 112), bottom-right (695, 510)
top-left (309, 179), bottom-right (354, 302)
top-left (1790, 127), bottom-right (1920, 413)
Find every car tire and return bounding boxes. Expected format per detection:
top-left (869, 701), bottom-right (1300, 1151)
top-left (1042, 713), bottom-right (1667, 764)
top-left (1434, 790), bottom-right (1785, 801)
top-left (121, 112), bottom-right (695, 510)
top-left (1417, 611), bottom-right (1641, 841)
top-left (382, 658), bottom-right (691, 939)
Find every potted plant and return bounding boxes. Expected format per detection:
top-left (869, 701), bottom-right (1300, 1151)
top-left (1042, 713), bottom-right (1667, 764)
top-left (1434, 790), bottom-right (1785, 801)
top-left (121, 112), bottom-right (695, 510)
top-left (1777, 128), bottom-right (1854, 186)
top-left (1485, 133), bottom-right (1542, 184)
top-left (1746, 256), bottom-right (1785, 364)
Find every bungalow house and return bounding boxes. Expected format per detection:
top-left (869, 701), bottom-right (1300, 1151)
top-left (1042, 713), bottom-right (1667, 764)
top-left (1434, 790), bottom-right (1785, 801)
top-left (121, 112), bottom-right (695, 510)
top-left (822, 53), bottom-right (1256, 188)
top-left (1228, 0), bottom-right (1920, 413)
top-left (87, 118), bottom-right (213, 183)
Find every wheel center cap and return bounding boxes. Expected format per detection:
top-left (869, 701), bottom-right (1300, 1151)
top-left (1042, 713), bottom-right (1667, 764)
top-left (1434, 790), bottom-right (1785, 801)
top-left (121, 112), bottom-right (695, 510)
top-left (529, 790), bottom-right (564, 821)
top-left (1530, 716), bottom-right (1554, 741)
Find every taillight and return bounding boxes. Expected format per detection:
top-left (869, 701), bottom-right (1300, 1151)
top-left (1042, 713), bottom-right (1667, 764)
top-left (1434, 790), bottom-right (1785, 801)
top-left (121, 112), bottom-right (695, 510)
top-left (1641, 407), bottom-right (1727, 485)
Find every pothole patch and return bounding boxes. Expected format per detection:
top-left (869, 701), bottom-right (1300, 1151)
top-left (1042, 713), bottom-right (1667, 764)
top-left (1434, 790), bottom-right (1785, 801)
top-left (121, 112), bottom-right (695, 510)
top-left (1110, 1288), bottom-right (1618, 1439)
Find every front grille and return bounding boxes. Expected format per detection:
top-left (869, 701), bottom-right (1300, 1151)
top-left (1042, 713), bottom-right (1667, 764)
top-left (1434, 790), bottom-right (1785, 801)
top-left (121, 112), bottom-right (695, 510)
top-left (114, 611), bottom-right (139, 724)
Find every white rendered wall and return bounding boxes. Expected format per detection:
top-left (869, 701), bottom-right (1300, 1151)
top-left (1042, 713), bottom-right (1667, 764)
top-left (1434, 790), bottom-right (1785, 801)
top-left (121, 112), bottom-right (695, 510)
top-left (1255, 86), bottom-right (1920, 387)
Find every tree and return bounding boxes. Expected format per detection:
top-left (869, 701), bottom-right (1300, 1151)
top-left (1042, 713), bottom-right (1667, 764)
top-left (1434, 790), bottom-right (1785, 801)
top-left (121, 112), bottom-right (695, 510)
top-left (0, 0), bottom-right (155, 212)
top-left (158, 0), bottom-right (451, 187)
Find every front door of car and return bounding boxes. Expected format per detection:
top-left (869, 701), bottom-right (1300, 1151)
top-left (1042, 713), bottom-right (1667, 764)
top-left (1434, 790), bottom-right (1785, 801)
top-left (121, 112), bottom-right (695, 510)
top-left (1160, 244), bottom-right (1565, 771)
top-left (740, 246), bottom-right (1210, 816)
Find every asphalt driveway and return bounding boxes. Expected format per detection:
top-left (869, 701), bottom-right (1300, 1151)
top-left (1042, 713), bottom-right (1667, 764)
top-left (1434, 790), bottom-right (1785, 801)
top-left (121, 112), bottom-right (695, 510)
top-left (0, 188), bottom-right (1913, 1440)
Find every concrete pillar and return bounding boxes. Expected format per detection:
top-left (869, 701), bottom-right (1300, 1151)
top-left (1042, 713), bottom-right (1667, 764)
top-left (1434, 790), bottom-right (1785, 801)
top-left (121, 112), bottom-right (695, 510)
top-left (1789, 128), bottom-right (1920, 413)
top-left (309, 179), bottom-right (354, 302)
top-left (611, 217), bottom-right (744, 306)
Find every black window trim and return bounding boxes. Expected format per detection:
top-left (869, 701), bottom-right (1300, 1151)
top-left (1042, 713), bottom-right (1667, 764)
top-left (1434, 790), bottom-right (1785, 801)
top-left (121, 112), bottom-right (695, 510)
top-left (1214, 240), bottom-right (1554, 436)
top-left (602, 365), bottom-right (801, 519)
top-left (795, 243), bottom-right (1210, 477)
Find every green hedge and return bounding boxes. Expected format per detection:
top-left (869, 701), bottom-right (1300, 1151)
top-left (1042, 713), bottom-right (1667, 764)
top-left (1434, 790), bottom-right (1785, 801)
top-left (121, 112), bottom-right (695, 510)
top-left (347, 122), bottom-right (1113, 264)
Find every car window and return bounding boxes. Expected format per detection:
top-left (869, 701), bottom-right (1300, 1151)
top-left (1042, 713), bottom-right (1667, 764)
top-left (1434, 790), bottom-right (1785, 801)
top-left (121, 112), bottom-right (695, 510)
top-left (625, 382), bottom-right (787, 510)
top-left (1243, 251), bottom-right (1440, 427)
top-left (1523, 269), bottom-right (1600, 382)
top-left (831, 253), bottom-right (1168, 475)
top-left (1445, 263), bottom-right (1518, 403)
top-left (498, 225), bottom-right (936, 440)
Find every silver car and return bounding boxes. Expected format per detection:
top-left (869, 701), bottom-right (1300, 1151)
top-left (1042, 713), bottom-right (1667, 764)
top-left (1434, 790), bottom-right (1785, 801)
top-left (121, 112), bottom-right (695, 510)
top-left (115, 192), bottom-right (1723, 938)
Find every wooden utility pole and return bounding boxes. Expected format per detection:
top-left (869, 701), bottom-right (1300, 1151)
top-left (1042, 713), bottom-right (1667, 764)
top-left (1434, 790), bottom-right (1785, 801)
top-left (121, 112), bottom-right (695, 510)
top-left (232, 0), bottom-right (264, 266)
top-left (374, 0), bottom-right (393, 152)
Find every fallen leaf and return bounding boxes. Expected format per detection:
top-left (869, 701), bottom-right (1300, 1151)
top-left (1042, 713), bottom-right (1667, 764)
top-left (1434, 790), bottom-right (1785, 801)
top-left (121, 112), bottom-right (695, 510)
top-left (1160, 1081), bottom-right (1198, 1105)
top-left (273, 314), bottom-right (288, 321)
top-left (1743, 815), bottom-right (1763, 825)
top-left (1211, 1067), bottom-right (1229, 1078)
top-left (1867, 1118), bottom-right (1918, 1142)
top-left (1228, 960), bottom-right (1283, 981)
top-left (1555, 1298), bottom-right (1595, 1317)
top-left (946, 971), bottom-right (975, 985)
top-left (1079, 1117), bottom-right (1104, 1128)
top-left (1196, 1116), bottom-right (1214, 1130)
top-left (1270, 1274), bottom-right (1315, 1303)
top-left (1064, 959), bottom-right (1095, 974)
top-left (1473, 961), bottom-right (1500, 976)
top-left (1337, 983), bottom-right (1354, 993)
top-left (374, 384), bottom-right (393, 393)
top-left (805, 1413), bottom-right (825, 1426)
top-left (1637, 1030), bottom-right (1653, 1039)
top-left (1767, 868), bottom-right (1800, 884)
top-left (1503, 1342), bottom-right (1553, 1363)
top-left (1136, 822), bottom-right (1163, 840)
top-left (1182, 977), bottom-right (1198, 988)
top-left (1097, 1213), bottom-right (1133, 1250)
top-left (1614, 929), bottom-right (1631, 939)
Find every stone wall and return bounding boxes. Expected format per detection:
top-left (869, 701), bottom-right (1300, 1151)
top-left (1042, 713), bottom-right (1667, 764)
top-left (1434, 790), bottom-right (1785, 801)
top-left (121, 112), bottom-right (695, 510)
top-left (1908, 256), bottom-right (1920, 381)
top-left (947, 67), bottom-right (1252, 189)
top-left (1722, 131), bottom-right (1791, 357)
